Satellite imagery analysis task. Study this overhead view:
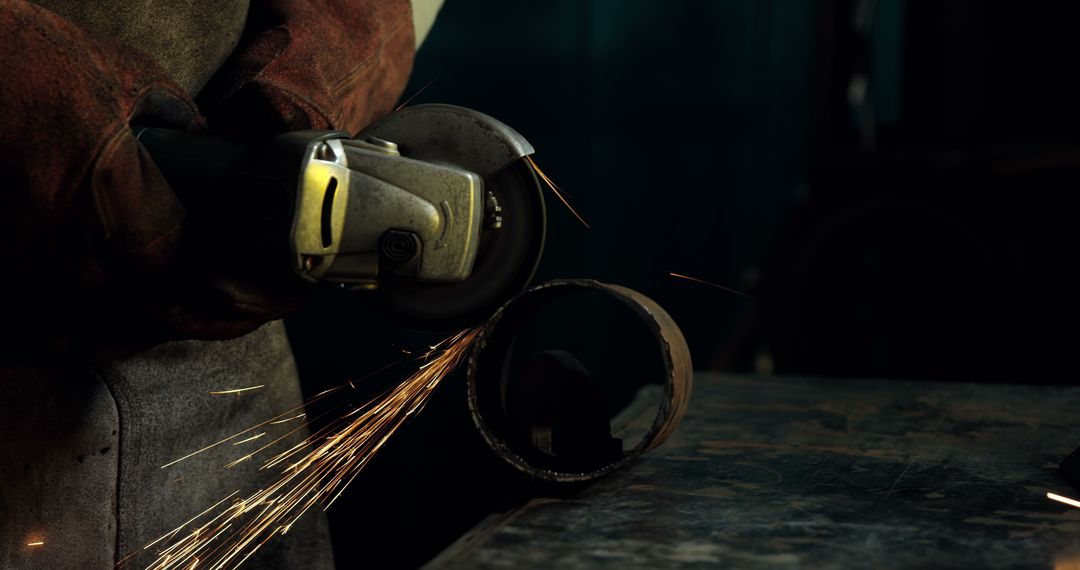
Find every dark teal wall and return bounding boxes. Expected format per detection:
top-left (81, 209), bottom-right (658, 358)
top-left (406, 0), bottom-right (814, 364)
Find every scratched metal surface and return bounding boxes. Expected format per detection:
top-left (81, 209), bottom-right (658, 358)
top-left (427, 373), bottom-right (1080, 569)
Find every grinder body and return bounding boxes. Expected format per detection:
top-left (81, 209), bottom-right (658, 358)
top-left (136, 104), bottom-right (546, 329)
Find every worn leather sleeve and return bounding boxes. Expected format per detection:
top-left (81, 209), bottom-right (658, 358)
top-left (0, 0), bottom-right (202, 358)
top-left (0, 0), bottom-right (416, 359)
top-left (199, 0), bottom-right (416, 137)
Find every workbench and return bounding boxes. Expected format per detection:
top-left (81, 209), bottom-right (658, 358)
top-left (426, 373), bottom-right (1080, 569)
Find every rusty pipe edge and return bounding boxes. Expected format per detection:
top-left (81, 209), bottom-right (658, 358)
top-left (466, 279), bottom-right (693, 483)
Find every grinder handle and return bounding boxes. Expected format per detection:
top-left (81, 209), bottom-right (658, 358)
top-left (133, 126), bottom-right (349, 243)
top-left (133, 127), bottom-right (248, 191)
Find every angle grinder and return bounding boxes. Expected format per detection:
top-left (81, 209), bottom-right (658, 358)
top-left (135, 104), bottom-right (546, 330)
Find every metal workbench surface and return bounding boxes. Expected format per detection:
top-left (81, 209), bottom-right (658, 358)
top-left (426, 373), bottom-right (1080, 569)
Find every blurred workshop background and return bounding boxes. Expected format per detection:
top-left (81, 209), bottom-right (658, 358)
top-left (284, 1), bottom-right (1080, 567)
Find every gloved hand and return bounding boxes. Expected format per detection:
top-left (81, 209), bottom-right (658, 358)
top-left (0, 0), bottom-right (415, 360)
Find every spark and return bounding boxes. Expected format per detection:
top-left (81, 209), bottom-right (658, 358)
top-left (160, 438), bottom-right (239, 469)
top-left (268, 414), bottom-right (305, 425)
top-left (232, 433), bottom-right (267, 446)
top-left (395, 78), bottom-right (438, 111)
top-left (525, 155), bottom-right (591, 229)
top-left (1048, 492), bottom-right (1080, 509)
top-left (209, 385), bottom-right (264, 396)
top-left (668, 271), bottom-right (749, 299)
top-left (160, 385), bottom-right (349, 469)
top-left (27, 541), bottom-right (44, 547)
top-left (142, 492), bottom-right (240, 551)
top-left (139, 329), bottom-right (480, 569)
top-left (225, 455), bottom-right (253, 469)
top-left (116, 549), bottom-right (141, 567)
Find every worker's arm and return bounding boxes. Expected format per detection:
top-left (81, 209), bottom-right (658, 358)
top-left (198, 0), bottom-right (416, 137)
top-left (0, 0), bottom-right (415, 360)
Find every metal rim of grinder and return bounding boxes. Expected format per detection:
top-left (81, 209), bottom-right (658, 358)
top-left (358, 104), bottom-right (547, 331)
top-left (467, 279), bottom-right (693, 482)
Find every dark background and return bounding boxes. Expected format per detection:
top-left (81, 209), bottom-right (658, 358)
top-left (285, 1), bottom-right (1080, 567)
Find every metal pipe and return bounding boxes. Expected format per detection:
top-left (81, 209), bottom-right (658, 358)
top-left (466, 279), bottom-right (693, 482)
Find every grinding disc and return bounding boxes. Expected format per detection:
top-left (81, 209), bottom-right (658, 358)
top-left (374, 159), bottom-right (545, 330)
top-left (359, 105), bottom-right (547, 330)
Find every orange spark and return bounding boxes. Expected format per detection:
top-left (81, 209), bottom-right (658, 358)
top-left (116, 549), bottom-right (140, 567)
top-left (268, 414), bottom-right (305, 425)
top-left (231, 433), bottom-right (266, 446)
top-left (209, 385), bottom-right (264, 395)
top-left (140, 329), bottom-right (480, 570)
top-left (1048, 492), bottom-right (1080, 509)
top-left (160, 386), bottom-right (349, 469)
top-left (395, 78), bottom-right (438, 111)
top-left (160, 435), bottom-right (246, 469)
top-left (525, 155), bottom-right (591, 229)
top-left (668, 271), bottom-right (749, 299)
top-left (27, 541), bottom-right (44, 547)
top-left (142, 492), bottom-right (240, 551)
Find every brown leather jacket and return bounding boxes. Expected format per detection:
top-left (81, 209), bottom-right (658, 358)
top-left (0, 0), bottom-right (415, 359)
